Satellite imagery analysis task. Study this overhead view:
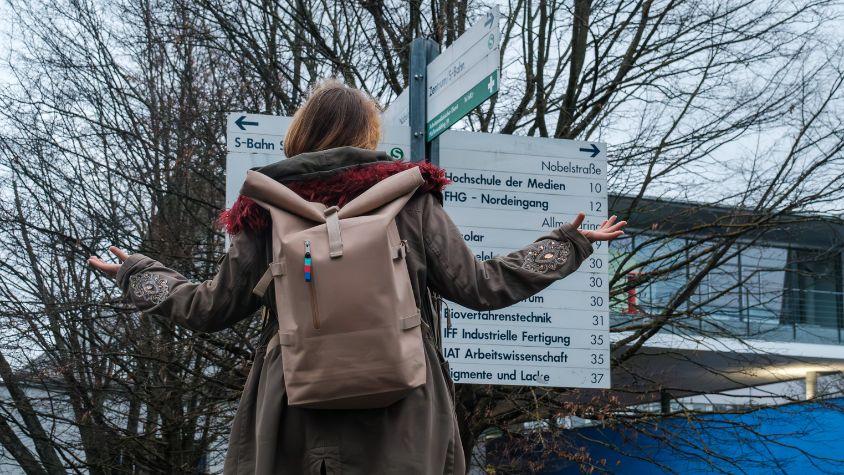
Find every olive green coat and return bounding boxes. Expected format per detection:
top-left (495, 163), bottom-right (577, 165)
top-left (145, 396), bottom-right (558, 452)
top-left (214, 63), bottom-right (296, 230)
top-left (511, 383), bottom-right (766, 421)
top-left (116, 148), bottom-right (594, 474)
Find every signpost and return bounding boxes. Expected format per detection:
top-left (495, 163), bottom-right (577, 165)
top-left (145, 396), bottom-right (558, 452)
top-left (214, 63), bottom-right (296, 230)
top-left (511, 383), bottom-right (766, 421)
top-left (225, 115), bottom-right (610, 389)
top-left (225, 5), bottom-right (609, 391)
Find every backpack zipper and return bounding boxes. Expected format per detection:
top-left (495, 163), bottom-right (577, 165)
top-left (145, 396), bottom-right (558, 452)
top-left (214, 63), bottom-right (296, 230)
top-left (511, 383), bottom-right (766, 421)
top-left (304, 240), bottom-right (320, 329)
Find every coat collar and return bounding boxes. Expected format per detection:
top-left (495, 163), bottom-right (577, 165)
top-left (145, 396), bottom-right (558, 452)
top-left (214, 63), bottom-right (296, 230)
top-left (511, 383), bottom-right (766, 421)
top-left (253, 146), bottom-right (392, 182)
top-left (220, 147), bottom-right (450, 235)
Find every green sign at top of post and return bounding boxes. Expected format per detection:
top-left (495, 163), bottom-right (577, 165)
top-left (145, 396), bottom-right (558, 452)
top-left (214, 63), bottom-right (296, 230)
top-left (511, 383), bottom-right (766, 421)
top-left (382, 7), bottom-right (501, 142)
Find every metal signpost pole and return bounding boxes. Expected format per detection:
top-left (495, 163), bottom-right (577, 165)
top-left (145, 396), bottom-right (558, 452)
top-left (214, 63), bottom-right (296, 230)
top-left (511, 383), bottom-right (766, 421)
top-left (426, 40), bottom-right (441, 166)
top-left (409, 38), bottom-right (426, 163)
top-left (409, 37), bottom-right (440, 164)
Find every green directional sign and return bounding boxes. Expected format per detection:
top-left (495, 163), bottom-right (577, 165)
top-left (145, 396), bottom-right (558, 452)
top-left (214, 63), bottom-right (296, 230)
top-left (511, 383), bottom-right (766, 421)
top-left (427, 69), bottom-right (498, 141)
top-left (423, 8), bottom-right (500, 142)
top-left (382, 7), bottom-right (501, 143)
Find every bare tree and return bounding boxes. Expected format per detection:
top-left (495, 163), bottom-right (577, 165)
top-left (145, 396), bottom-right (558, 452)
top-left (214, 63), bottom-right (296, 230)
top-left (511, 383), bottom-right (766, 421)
top-left (0, 0), bottom-right (264, 472)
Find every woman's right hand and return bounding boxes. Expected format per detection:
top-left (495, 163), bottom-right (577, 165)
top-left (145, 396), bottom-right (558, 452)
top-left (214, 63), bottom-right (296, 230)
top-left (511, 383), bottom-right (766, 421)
top-left (571, 212), bottom-right (627, 242)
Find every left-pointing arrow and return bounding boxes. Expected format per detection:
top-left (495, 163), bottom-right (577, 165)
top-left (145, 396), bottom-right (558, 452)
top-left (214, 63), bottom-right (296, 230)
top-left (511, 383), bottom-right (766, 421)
top-left (235, 115), bottom-right (259, 131)
top-left (578, 143), bottom-right (600, 158)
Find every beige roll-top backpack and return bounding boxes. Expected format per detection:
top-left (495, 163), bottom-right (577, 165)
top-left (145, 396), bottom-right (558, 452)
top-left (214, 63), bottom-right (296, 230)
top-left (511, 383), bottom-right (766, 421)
top-left (242, 167), bottom-right (427, 410)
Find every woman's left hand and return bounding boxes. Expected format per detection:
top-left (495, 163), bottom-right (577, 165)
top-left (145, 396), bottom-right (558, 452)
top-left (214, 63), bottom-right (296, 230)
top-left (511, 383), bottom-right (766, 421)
top-left (572, 212), bottom-right (627, 242)
top-left (88, 246), bottom-right (130, 278)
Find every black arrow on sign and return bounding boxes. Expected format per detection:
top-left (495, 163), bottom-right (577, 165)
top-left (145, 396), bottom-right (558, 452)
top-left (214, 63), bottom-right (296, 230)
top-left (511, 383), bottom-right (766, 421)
top-left (579, 143), bottom-right (600, 158)
top-left (235, 115), bottom-right (259, 130)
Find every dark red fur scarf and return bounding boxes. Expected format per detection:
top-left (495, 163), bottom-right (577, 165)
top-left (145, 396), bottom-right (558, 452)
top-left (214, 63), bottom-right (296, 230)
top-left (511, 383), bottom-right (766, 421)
top-left (218, 161), bottom-right (450, 235)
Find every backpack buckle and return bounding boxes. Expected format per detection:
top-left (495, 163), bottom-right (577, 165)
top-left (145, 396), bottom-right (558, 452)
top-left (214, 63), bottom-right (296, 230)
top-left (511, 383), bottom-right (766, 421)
top-left (392, 240), bottom-right (408, 260)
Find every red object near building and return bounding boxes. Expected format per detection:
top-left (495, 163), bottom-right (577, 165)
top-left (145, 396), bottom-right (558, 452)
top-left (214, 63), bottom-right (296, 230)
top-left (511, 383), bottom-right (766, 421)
top-left (626, 272), bottom-right (639, 314)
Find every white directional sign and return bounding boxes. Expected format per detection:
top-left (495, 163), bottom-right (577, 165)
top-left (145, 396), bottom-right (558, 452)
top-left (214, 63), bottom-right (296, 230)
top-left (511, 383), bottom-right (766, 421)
top-left (225, 112), bottom-right (610, 389)
top-left (382, 7), bottom-right (501, 140)
top-left (225, 114), bottom-right (292, 207)
top-left (437, 134), bottom-right (610, 389)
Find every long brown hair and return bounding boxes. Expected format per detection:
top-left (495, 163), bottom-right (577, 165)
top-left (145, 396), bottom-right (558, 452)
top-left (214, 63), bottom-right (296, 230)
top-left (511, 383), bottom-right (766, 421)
top-left (284, 80), bottom-right (382, 157)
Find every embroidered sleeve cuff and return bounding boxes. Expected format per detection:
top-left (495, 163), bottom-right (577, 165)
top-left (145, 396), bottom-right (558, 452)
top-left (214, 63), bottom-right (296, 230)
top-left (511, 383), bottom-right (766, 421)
top-left (520, 223), bottom-right (594, 273)
top-left (556, 223), bottom-right (594, 259)
top-left (115, 254), bottom-right (177, 308)
top-left (127, 272), bottom-right (171, 306)
top-left (522, 240), bottom-right (573, 272)
top-left (116, 254), bottom-right (154, 292)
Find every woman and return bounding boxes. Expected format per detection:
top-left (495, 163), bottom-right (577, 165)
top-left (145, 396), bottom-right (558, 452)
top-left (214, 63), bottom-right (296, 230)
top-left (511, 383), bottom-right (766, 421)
top-left (89, 80), bottom-right (626, 474)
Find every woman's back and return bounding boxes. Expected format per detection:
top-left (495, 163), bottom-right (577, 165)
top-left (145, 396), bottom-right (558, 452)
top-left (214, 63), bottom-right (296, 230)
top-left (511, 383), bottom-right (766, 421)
top-left (89, 80), bottom-right (623, 474)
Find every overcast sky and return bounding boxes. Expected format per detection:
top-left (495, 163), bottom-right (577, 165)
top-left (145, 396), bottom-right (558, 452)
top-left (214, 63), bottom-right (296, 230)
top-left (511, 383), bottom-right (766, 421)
top-left (0, 3), bottom-right (11, 88)
top-left (1, 3), bottom-right (841, 213)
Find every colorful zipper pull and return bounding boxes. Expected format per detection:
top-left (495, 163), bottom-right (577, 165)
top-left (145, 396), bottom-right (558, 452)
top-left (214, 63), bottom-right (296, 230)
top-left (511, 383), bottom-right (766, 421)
top-left (304, 240), bottom-right (312, 282)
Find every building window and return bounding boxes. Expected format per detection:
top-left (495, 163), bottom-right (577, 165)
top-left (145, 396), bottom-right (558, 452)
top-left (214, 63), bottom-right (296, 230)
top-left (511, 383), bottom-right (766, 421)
top-left (738, 245), bottom-right (787, 322)
top-left (611, 231), bottom-right (844, 339)
top-left (782, 249), bottom-right (843, 328)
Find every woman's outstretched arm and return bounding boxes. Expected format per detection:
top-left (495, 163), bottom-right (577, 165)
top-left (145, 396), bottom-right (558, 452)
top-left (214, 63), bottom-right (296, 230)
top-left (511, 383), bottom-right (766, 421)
top-left (422, 194), bottom-right (625, 311)
top-left (88, 232), bottom-right (266, 332)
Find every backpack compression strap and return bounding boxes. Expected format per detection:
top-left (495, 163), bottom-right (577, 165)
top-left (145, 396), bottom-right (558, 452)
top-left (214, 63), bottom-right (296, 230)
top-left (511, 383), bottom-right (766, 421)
top-left (253, 261), bottom-right (286, 297)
